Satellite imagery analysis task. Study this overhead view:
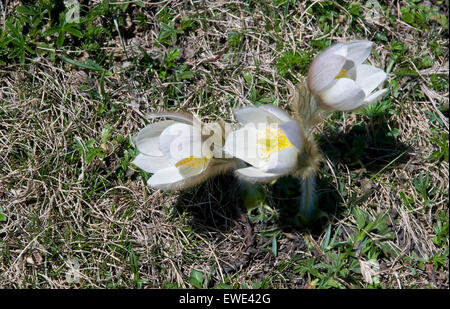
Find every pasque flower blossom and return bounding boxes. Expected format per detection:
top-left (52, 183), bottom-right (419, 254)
top-left (132, 113), bottom-right (235, 190)
top-left (307, 40), bottom-right (387, 111)
top-left (223, 105), bottom-right (304, 183)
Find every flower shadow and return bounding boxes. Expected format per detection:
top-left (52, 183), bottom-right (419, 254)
top-left (267, 113), bottom-right (412, 233)
top-left (267, 174), bottom-right (341, 235)
top-left (173, 173), bottom-right (242, 233)
top-left (319, 114), bottom-right (411, 174)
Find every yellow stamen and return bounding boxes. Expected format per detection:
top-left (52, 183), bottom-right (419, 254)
top-left (257, 127), bottom-right (292, 158)
top-left (175, 156), bottom-right (208, 169)
top-left (335, 68), bottom-right (349, 79)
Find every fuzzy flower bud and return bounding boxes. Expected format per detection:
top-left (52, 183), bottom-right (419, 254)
top-left (307, 40), bottom-right (388, 111)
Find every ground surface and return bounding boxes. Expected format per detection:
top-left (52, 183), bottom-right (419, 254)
top-left (0, 0), bottom-right (448, 288)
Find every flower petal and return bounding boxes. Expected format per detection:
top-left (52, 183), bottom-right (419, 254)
top-left (136, 120), bottom-right (177, 156)
top-left (265, 146), bottom-right (298, 174)
top-left (223, 126), bottom-right (267, 168)
top-left (279, 120), bottom-right (303, 151)
top-left (235, 166), bottom-right (282, 183)
top-left (147, 167), bottom-right (185, 189)
top-left (201, 122), bottom-right (224, 158)
top-left (176, 156), bottom-right (210, 178)
top-left (234, 106), bottom-right (283, 125)
top-left (132, 153), bottom-right (172, 173)
top-left (147, 165), bottom-right (205, 189)
top-left (363, 88), bottom-right (388, 106)
top-left (307, 43), bottom-right (348, 94)
top-left (345, 40), bottom-right (373, 67)
top-left (259, 105), bottom-right (292, 122)
top-left (159, 123), bottom-right (203, 161)
top-left (342, 62), bottom-right (358, 80)
top-left (355, 64), bottom-right (387, 96)
top-left (147, 112), bottom-right (195, 125)
top-left (318, 78), bottom-right (366, 111)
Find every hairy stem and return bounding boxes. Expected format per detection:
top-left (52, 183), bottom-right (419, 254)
top-left (290, 79), bottom-right (329, 131)
top-left (298, 174), bottom-right (318, 222)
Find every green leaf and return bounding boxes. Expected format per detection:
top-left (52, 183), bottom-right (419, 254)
top-left (60, 56), bottom-right (110, 74)
top-left (276, 50), bottom-right (310, 77)
top-left (242, 72), bottom-right (253, 86)
top-left (158, 22), bottom-right (182, 45)
top-left (326, 278), bottom-right (345, 288)
top-left (365, 221), bottom-right (376, 233)
top-left (176, 71), bottom-right (195, 79)
top-left (329, 225), bottom-right (342, 248)
top-left (189, 269), bottom-right (203, 289)
top-left (0, 207), bottom-right (6, 222)
top-left (43, 27), bottom-right (60, 36)
top-left (128, 250), bottom-right (139, 281)
top-left (348, 2), bottom-right (361, 16)
top-left (101, 125), bottom-right (113, 144)
top-left (401, 7), bottom-right (414, 24)
top-left (64, 25), bottom-right (83, 38)
top-left (215, 283), bottom-right (233, 289)
top-left (353, 207), bottom-right (366, 228)
top-left (321, 224), bottom-right (332, 251)
top-left (57, 30), bottom-right (65, 48)
top-left (16, 5), bottom-right (38, 16)
top-left (228, 31), bottom-right (243, 48)
top-left (272, 236), bottom-right (278, 257)
top-left (166, 47), bottom-right (180, 64)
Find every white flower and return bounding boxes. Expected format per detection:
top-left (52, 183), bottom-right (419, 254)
top-left (132, 113), bottom-right (220, 190)
top-left (223, 105), bottom-right (303, 182)
top-left (307, 40), bottom-right (388, 111)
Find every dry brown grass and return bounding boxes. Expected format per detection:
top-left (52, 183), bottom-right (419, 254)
top-left (0, 0), bottom-right (448, 288)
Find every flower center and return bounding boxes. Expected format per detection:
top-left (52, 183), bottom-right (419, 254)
top-left (335, 68), bottom-right (349, 79)
top-left (175, 156), bottom-right (209, 169)
top-left (257, 127), bottom-right (292, 158)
